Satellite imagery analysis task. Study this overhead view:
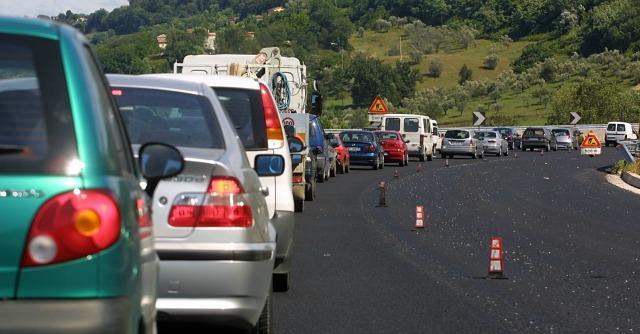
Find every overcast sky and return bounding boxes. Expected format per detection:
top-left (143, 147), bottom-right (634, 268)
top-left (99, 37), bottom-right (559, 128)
top-left (0, 0), bottom-right (128, 18)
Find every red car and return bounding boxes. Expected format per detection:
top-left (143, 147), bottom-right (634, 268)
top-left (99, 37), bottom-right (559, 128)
top-left (375, 130), bottom-right (409, 166)
top-left (329, 133), bottom-right (350, 173)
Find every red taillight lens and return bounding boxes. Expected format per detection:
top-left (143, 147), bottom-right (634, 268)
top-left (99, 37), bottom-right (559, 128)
top-left (367, 144), bottom-right (375, 152)
top-left (292, 173), bottom-right (304, 183)
top-left (22, 190), bottom-right (121, 267)
top-left (259, 83), bottom-right (284, 148)
top-left (168, 177), bottom-right (253, 228)
top-left (136, 198), bottom-right (152, 239)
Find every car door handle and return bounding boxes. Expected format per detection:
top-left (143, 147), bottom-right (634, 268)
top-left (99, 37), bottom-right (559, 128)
top-left (260, 186), bottom-right (269, 197)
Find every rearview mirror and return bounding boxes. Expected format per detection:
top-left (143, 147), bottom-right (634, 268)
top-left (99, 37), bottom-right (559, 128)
top-left (254, 155), bottom-right (285, 176)
top-left (288, 137), bottom-right (305, 153)
top-left (138, 143), bottom-right (185, 196)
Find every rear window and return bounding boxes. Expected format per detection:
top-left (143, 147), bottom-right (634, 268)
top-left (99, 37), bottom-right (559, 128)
top-left (553, 129), bottom-right (570, 136)
top-left (0, 34), bottom-right (77, 175)
top-left (494, 128), bottom-right (512, 135)
top-left (384, 118), bottom-right (400, 131)
top-left (377, 132), bottom-right (399, 140)
top-left (617, 124), bottom-right (625, 132)
top-left (607, 123), bottom-right (617, 131)
top-left (213, 87), bottom-right (267, 150)
top-left (112, 87), bottom-right (224, 149)
top-left (341, 132), bottom-right (373, 142)
top-left (479, 132), bottom-right (497, 138)
top-left (524, 128), bottom-right (545, 136)
top-left (404, 118), bottom-right (419, 132)
top-left (445, 130), bottom-right (470, 139)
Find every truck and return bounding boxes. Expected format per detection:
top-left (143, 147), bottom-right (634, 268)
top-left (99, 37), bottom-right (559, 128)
top-left (173, 47), bottom-right (320, 212)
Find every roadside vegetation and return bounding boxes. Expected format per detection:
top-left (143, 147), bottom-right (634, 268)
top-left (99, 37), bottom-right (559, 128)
top-left (47, 0), bottom-right (640, 128)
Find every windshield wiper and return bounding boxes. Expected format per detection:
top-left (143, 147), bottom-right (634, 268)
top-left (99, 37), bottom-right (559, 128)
top-left (0, 145), bottom-right (27, 155)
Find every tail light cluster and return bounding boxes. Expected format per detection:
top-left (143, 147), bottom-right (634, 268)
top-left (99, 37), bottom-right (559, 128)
top-left (168, 176), bottom-right (253, 228)
top-left (366, 144), bottom-right (376, 152)
top-left (292, 173), bottom-right (304, 184)
top-left (22, 190), bottom-right (121, 267)
top-left (259, 83), bottom-right (284, 149)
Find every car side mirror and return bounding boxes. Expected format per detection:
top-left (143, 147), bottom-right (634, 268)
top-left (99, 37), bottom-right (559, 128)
top-left (324, 133), bottom-right (334, 140)
top-left (402, 134), bottom-right (406, 138)
top-left (404, 140), bottom-right (410, 143)
top-left (288, 137), bottom-right (305, 153)
top-left (138, 143), bottom-right (185, 197)
top-left (254, 155), bottom-right (285, 176)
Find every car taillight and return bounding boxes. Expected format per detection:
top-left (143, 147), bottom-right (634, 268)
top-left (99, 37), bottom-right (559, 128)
top-left (367, 144), bottom-right (375, 152)
top-left (259, 83), bottom-right (284, 149)
top-left (292, 173), bottom-right (304, 184)
top-left (21, 190), bottom-right (121, 267)
top-left (168, 176), bottom-right (253, 228)
top-left (136, 198), bottom-right (152, 239)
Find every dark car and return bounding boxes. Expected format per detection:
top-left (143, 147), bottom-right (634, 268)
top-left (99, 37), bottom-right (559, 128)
top-left (340, 130), bottom-right (385, 170)
top-left (374, 130), bottom-right (409, 166)
top-left (521, 127), bottom-right (558, 151)
top-left (309, 116), bottom-right (336, 182)
top-left (493, 127), bottom-right (519, 150)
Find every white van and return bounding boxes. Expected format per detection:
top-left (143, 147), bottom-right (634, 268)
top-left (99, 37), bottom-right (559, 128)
top-left (380, 114), bottom-right (436, 161)
top-left (605, 122), bottom-right (638, 146)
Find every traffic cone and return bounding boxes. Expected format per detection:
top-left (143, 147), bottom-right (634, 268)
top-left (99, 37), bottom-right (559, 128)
top-left (416, 164), bottom-right (423, 172)
top-left (377, 181), bottom-right (387, 207)
top-left (415, 205), bottom-right (425, 229)
top-left (540, 149), bottom-right (544, 156)
top-left (488, 237), bottom-right (504, 278)
top-left (445, 158), bottom-right (449, 167)
top-left (514, 152), bottom-right (518, 159)
top-left (394, 169), bottom-right (399, 178)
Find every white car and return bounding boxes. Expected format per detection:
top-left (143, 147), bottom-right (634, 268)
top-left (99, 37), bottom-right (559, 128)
top-left (605, 122), bottom-right (638, 146)
top-left (148, 74), bottom-right (296, 292)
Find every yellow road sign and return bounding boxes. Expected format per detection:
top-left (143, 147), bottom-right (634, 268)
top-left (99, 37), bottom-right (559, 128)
top-left (368, 95), bottom-right (388, 114)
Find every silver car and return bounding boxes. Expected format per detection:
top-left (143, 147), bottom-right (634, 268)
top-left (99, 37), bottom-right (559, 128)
top-left (552, 128), bottom-right (579, 150)
top-left (476, 130), bottom-right (509, 156)
top-left (440, 129), bottom-right (484, 159)
top-left (108, 75), bottom-right (278, 333)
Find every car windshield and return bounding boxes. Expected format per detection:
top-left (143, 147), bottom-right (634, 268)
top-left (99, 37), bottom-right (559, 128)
top-left (524, 128), bottom-right (545, 136)
top-left (553, 129), bottom-right (570, 136)
top-left (479, 132), bottom-right (497, 138)
top-left (112, 87), bottom-right (224, 149)
top-left (0, 34), bottom-right (77, 175)
top-left (341, 132), bottom-right (373, 142)
top-left (445, 130), bottom-right (470, 139)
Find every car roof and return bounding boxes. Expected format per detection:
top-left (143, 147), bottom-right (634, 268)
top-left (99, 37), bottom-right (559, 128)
top-left (145, 73), bottom-right (261, 90)
top-left (107, 74), bottom-right (208, 95)
top-left (0, 16), bottom-right (60, 39)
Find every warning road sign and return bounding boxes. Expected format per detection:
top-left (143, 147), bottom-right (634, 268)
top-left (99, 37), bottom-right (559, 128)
top-left (580, 131), bottom-right (601, 156)
top-left (368, 95), bottom-right (389, 114)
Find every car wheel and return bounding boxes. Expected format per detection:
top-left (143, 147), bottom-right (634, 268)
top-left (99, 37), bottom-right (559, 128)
top-left (379, 155), bottom-right (384, 169)
top-left (252, 286), bottom-right (273, 333)
top-left (419, 153), bottom-right (425, 162)
top-left (305, 178), bottom-right (316, 201)
top-left (498, 148), bottom-right (502, 156)
top-left (373, 157), bottom-right (379, 170)
top-left (330, 161), bottom-right (337, 177)
top-left (505, 147), bottom-right (509, 156)
top-left (553, 143), bottom-right (558, 151)
top-left (294, 199), bottom-right (303, 212)
top-left (522, 145), bottom-right (526, 151)
top-left (479, 150), bottom-right (484, 159)
top-left (546, 142), bottom-right (550, 152)
top-left (472, 150), bottom-right (477, 159)
top-left (441, 153), bottom-right (446, 159)
top-left (427, 153), bottom-right (433, 161)
top-left (346, 161), bottom-right (350, 173)
top-left (316, 168), bottom-right (324, 183)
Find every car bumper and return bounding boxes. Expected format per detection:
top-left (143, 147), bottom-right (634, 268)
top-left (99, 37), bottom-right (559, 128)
top-left (383, 150), bottom-right (404, 161)
top-left (0, 297), bottom-right (133, 334)
top-left (292, 183), bottom-right (305, 201)
top-left (522, 140), bottom-right (547, 147)
top-left (482, 144), bottom-right (501, 153)
top-left (407, 148), bottom-right (424, 157)
top-left (156, 246), bottom-right (275, 327)
top-left (441, 146), bottom-right (475, 155)
top-left (556, 140), bottom-right (573, 148)
top-left (349, 153), bottom-right (377, 165)
top-left (272, 210), bottom-right (295, 272)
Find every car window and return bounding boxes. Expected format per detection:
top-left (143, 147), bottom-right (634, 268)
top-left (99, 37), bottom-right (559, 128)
top-left (112, 87), bottom-right (224, 149)
top-left (617, 124), bottom-right (625, 132)
top-left (482, 132), bottom-right (497, 138)
top-left (378, 132), bottom-right (399, 140)
top-left (404, 118), bottom-right (419, 132)
top-left (607, 124), bottom-right (617, 131)
top-left (213, 87), bottom-right (267, 150)
top-left (341, 132), bottom-right (373, 142)
top-left (0, 33), bottom-right (77, 175)
top-left (553, 129), bottom-right (570, 136)
top-left (445, 130), bottom-right (470, 139)
top-left (423, 119), bottom-right (428, 133)
top-left (524, 128), bottom-right (545, 136)
top-left (384, 118), bottom-right (400, 131)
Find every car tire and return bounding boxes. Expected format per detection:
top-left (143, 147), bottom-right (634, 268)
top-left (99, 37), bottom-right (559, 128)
top-left (419, 153), bottom-right (425, 162)
top-left (305, 178), bottom-right (316, 201)
top-left (294, 199), bottom-right (303, 212)
top-left (472, 150), bottom-right (477, 159)
top-left (522, 145), bottom-right (526, 151)
top-left (553, 143), bottom-right (558, 151)
top-left (330, 162), bottom-right (337, 177)
top-left (346, 162), bottom-right (350, 173)
top-left (317, 170), bottom-right (324, 183)
top-left (427, 153), bottom-right (433, 161)
top-left (441, 153), bottom-right (446, 159)
top-left (480, 150), bottom-right (484, 159)
top-left (252, 286), bottom-right (273, 334)
top-left (498, 148), bottom-right (502, 156)
top-left (505, 147), bottom-right (509, 156)
top-left (379, 155), bottom-right (384, 169)
top-left (273, 272), bottom-right (290, 292)
top-left (545, 142), bottom-right (550, 152)
top-left (373, 157), bottom-right (379, 170)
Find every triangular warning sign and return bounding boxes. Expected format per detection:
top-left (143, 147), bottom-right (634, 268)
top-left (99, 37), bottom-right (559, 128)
top-left (368, 95), bottom-right (389, 114)
top-left (580, 131), bottom-right (601, 148)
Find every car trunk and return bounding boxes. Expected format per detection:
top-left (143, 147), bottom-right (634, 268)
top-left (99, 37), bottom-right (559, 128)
top-left (344, 141), bottom-right (373, 154)
top-left (0, 176), bottom-right (81, 298)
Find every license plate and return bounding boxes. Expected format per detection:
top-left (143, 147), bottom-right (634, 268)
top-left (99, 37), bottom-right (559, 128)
top-left (348, 147), bottom-right (360, 152)
top-left (449, 141), bottom-right (463, 145)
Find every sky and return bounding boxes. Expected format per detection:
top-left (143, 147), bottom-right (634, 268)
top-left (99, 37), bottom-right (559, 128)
top-left (0, 0), bottom-right (128, 18)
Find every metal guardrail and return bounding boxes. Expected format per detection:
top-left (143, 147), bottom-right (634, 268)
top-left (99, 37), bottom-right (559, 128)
top-left (618, 140), bottom-right (639, 163)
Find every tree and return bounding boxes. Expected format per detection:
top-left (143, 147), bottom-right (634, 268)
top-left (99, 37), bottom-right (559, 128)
top-left (428, 59), bottom-right (443, 77)
top-left (164, 28), bottom-right (207, 65)
top-left (513, 43), bottom-right (552, 73)
top-left (458, 64), bottom-right (472, 85)
top-left (482, 53), bottom-right (499, 70)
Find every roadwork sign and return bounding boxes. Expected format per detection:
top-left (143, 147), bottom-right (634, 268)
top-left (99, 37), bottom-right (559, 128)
top-left (580, 131), bottom-right (601, 156)
top-left (368, 95), bottom-right (388, 114)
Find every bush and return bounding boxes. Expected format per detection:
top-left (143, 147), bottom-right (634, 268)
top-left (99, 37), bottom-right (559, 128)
top-left (458, 64), bottom-right (472, 84)
top-left (387, 46), bottom-right (400, 56)
top-left (482, 53), bottom-right (499, 70)
top-left (409, 50), bottom-right (422, 65)
top-left (374, 19), bottom-right (391, 33)
top-left (513, 43), bottom-right (552, 73)
top-left (428, 59), bottom-right (443, 77)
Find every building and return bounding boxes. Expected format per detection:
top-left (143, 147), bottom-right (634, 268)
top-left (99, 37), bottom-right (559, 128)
top-left (156, 34), bottom-right (167, 50)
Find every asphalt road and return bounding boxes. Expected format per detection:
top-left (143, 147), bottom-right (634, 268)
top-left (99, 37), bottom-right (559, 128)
top-left (273, 147), bottom-right (640, 333)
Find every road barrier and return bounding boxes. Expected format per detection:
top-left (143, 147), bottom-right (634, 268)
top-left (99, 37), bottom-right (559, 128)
top-left (415, 206), bottom-right (424, 229)
top-left (488, 237), bottom-right (505, 279)
top-left (377, 181), bottom-right (387, 207)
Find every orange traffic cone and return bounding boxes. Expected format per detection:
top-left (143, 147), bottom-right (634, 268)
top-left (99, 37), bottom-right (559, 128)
top-left (415, 206), bottom-right (425, 229)
top-left (488, 237), bottom-right (504, 278)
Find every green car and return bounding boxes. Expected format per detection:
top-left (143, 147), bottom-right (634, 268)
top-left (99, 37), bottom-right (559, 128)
top-left (0, 17), bottom-right (184, 333)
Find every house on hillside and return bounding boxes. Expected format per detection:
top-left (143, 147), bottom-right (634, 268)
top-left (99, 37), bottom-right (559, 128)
top-left (156, 34), bottom-right (167, 50)
top-left (204, 31), bottom-right (216, 54)
top-left (268, 6), bottom-right (285, 14)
